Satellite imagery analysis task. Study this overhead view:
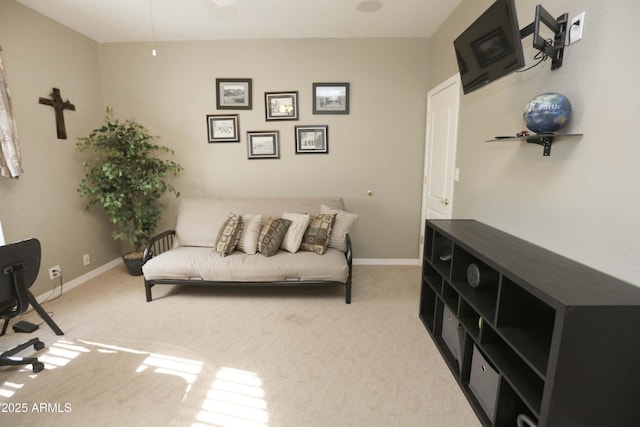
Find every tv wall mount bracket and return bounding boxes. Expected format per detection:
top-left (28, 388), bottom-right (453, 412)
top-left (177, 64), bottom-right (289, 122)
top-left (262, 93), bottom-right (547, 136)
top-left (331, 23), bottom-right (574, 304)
top-left (520, 5), bottom-right (569, 70)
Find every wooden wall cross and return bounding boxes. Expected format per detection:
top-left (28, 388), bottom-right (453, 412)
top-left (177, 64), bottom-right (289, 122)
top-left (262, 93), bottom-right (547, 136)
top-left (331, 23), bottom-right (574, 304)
top-left (39, 87), bottom-right (75, 139)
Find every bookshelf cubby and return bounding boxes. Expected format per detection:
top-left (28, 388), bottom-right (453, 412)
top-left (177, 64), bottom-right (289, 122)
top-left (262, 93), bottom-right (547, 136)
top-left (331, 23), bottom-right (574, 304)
top-left (419, 219), bottom-right (640, 426)
top-left (432, 231), bottom-right (453, 278)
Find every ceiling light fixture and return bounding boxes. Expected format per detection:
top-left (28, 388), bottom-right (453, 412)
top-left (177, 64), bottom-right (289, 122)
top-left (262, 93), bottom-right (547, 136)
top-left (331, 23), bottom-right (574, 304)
top-left (149, 0), bottom-right (157, 56)
top-left (356, 0), bottom-right (383, 13)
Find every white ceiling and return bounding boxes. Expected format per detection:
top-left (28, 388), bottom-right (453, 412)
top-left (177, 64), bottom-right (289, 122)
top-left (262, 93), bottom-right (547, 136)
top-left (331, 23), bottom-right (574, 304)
top-left (15, 0), bottom-right (461, 43)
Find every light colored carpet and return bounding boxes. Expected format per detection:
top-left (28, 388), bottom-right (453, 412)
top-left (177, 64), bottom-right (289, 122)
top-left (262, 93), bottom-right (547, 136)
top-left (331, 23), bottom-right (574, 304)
top-left (1, 264), bottom-right (479, 427)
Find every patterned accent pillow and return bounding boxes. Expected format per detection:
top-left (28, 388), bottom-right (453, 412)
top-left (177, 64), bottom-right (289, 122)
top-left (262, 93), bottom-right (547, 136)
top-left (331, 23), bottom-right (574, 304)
top-left (214, 213), bottom-right (244, 256)
top-left (258, 217), bottom-right (292, 257)
top-left (320, 205), bottom-right (358, 252)
top-left (300, 213), bottom-right (336, 255)
top-left (237, 214), bottom-right (263, 255)
top-left (280, 212), bottom-right (310, 253)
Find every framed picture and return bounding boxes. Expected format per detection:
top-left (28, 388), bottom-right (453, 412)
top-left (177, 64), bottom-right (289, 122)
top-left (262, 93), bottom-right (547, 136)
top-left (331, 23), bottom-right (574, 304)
top-left (295, 125), bottom-right (328, 154)
top-left (313, 83), bottom-right (349, 114)
top-left (265, 91), bottom-right (298, 121)
top-left (247, 131), bottom-right (280, 159)
top-left (216, 78), bottom-right (252, 110)
top-left (206, 114), bottom-right (239, 143)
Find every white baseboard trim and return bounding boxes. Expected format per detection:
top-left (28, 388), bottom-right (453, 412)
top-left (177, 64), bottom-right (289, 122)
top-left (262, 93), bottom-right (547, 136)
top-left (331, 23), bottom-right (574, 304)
top-left (31, 257), bottom-right (417, 303)
top-left (353, 258), bottom-right (419, 266)
top-left (34, 257), bottom-right (123, 304)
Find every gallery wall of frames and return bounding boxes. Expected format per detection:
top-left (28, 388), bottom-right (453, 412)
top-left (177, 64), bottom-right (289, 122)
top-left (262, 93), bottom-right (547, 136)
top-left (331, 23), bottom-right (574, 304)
top-left (207, 79), bottom-right (349, 159)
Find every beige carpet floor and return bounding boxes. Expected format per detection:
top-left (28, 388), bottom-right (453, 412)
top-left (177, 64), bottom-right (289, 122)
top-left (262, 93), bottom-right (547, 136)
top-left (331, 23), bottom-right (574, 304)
top-left (1, 264), bottom-right (479, 427)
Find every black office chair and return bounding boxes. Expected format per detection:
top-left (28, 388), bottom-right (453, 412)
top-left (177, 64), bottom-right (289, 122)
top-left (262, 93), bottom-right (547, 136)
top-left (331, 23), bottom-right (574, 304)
top-left (0, 238), bottom-right (46, 373)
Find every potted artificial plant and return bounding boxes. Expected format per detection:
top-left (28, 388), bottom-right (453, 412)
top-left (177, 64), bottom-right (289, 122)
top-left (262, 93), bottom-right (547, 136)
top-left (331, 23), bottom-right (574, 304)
top-left (77, 108), bottom-right (183, 275)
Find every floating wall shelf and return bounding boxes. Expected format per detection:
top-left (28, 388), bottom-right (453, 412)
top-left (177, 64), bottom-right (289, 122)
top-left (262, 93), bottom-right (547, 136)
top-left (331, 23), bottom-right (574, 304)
top-left (485, 133), bottom-right (583, 156)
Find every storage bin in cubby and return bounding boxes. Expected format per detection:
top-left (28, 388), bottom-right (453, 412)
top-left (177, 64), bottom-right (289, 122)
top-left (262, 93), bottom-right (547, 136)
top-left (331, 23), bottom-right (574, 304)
top-left (469, 344), bottom-right (500, 422)
top-left (441, 303), bottom-right (463, 369)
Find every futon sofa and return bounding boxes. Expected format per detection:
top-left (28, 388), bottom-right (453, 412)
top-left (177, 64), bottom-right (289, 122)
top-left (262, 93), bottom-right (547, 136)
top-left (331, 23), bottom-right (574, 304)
top-left (141, 197), bottom-right (355, 303)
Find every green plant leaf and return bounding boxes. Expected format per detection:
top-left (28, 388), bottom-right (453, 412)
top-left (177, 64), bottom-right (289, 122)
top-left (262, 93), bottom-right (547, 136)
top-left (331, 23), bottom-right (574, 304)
top-left (76, 108), bottom-right (184, 251)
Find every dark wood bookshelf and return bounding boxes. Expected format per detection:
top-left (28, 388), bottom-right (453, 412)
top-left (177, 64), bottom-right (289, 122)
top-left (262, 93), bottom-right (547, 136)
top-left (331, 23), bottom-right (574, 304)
top-left (419, 219), bottom-right (640, 427)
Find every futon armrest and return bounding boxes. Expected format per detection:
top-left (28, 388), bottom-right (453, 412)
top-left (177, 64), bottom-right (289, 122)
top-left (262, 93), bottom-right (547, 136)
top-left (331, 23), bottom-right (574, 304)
top-left (344, 234), bottom-right (353, 304)
top-left (142, 230), bottom-right (176, 264)
top-left (345, 234), bottom-right (353, 265)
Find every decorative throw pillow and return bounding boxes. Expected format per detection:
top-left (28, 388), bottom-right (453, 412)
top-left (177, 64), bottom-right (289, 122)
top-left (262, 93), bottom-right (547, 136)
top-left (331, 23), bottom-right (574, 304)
top-left (321, 205), bottom-right (358, 252)
top-left (214, 213), bottom-right (243, 256)
top-left (258, 217), bottom-right (292, 257)
top-left (280, 212), bottom-right (310, 253)
top-left (236, 214), bottom-right (263, 255)
top-left (299, 213), bottom-right (336, 255)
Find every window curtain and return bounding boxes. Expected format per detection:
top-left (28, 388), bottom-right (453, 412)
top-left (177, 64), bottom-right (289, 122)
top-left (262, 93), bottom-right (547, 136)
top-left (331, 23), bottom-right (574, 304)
top-left (0, 45), bottom-right (23, 178)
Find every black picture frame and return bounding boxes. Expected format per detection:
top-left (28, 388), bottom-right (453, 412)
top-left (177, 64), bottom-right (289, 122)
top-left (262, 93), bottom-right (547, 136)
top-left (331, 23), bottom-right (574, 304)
top-left (247, 131), bottom-right (280, 159)
top-left (216, 78), bottom-right (252, 110)
top-left (265, 91), bottom-right (298, 121)
top-left (295, 125), bottom-right (328, 154)
top-left (206, 114), bottom-right (239, 143)
top-left (313, 83), bottom-right (350, 114)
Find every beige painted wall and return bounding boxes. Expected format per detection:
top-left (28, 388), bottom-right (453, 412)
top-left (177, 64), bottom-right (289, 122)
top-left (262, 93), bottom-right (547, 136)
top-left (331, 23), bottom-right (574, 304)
top-left (428, 0), bottom-right (640, 285)
top-left (98, 38), bottom-right (430, 260)
top-left (1, 0), bottom-right (433, 302)
top-left (0, 0), bottom-right (120, 297)
top-left (11, 0), bottom-right (633, 296)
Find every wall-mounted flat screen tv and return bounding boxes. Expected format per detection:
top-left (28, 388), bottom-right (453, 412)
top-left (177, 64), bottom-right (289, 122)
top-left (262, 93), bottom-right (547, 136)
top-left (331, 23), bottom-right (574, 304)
top-left (454, 0), bottom-right (525, 94)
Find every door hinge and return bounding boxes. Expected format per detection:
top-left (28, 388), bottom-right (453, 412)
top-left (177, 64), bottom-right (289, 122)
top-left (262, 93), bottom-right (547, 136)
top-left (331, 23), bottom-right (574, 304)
top-left (420, 236), bottom-right (424, 245)
top-left (426, 112), bottom-right (433, 123)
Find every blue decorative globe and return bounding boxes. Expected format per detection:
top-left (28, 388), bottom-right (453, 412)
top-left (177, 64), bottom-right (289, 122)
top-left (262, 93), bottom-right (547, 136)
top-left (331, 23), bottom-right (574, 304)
top-left (523, 92), bottom-right (572, 133)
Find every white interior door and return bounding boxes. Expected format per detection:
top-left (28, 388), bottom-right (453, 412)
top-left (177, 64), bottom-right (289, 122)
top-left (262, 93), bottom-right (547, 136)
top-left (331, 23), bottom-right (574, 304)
top-left (419, 74), bottom-right (460, 263)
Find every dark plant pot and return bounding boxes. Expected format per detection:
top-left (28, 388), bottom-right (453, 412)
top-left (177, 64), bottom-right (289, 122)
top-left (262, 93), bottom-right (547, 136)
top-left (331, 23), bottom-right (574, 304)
top-left (122, 252), bottom-right (144, 276)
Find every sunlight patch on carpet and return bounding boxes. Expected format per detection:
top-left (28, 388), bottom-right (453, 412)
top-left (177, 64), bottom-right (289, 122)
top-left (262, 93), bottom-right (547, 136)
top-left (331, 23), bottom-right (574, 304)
top-left (194, 367), bottom-right (268, 427)
top-left (0, 381), bottom-right (23, 398)
top-left (1, 340), bottom-right (87, 397)
top-left (38, 340), bottom-right (91, 368)
top-left (77, 339), bottom-right (204, 397)
top-left (137, 353), bottom-right (203, 394)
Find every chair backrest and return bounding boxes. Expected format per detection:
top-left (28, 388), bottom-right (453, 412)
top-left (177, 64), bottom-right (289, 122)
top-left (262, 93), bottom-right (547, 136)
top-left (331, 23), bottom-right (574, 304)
top-left (0, 238), bottom-right (41, 316)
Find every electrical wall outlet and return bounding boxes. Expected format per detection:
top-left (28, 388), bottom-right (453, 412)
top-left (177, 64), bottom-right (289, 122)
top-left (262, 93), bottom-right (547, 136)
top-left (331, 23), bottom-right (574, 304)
top-left (48, 265), bottom-right (61, 280)
top-left (569, 11), bottom-right (585, 45)
top-left (83, 253), bottom-right (91, 266)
